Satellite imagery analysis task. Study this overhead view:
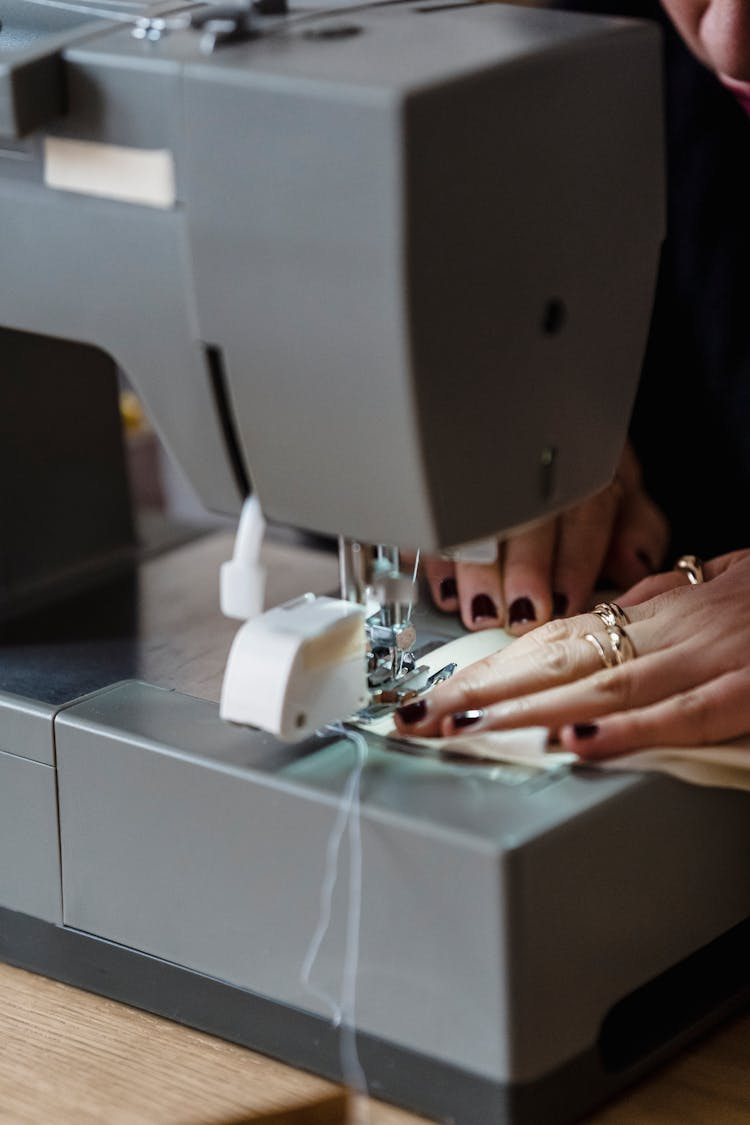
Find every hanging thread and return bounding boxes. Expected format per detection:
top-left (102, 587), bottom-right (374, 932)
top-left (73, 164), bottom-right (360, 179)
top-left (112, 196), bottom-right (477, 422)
top-left (300, 724), bottom-right (371, 1124)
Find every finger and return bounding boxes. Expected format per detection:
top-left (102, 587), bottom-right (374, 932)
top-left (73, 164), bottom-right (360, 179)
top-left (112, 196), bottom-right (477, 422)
top-left (704, 550), bottom-right (750, 579)
top-left (619, 571), bottom-right (687, 607)
top-left (552, 486), bottom-right (621, 616)
top-left (454, 559), bottom-right (504, 632)
top-left (501, 520), bottom-right (557, 636)
top-left (561, 668), bottom-right (750, 759)
top-left (422, 555), bottom-right (459, 612)
top-left (394, 615), bottom-right (651, 736)
top-left (603, 491), bottom-right (670, 589)
top-left (394, 627), bottom-right (594, 736)
top-left (441, 638), bottom-right (708, 737)
top-left (619, 550), bottom-right (743, 607)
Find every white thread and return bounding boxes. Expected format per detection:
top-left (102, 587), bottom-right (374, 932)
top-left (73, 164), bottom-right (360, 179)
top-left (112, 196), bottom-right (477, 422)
top-left (20, 0), bottom-right (152, 21)
top-left (19, 0), bottom-right (414, 31)
top-left (299, 754), bottom-right (358, 1025)
top-left (300, 725), bottom-right (371, 1123)
top-left (338, 728), bottom-right (367, 1099)
top-left (406, 547), bottom-right (420, 624)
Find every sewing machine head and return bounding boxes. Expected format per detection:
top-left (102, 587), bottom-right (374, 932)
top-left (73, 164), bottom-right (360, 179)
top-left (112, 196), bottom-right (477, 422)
top-left (2, 0), bottom-right (663, 534)
top-left (1, 0), bottom-right (664, 734)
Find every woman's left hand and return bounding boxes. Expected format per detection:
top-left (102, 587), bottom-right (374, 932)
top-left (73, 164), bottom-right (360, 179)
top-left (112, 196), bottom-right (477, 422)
top-left (394, 549), bottom-right (750, 759)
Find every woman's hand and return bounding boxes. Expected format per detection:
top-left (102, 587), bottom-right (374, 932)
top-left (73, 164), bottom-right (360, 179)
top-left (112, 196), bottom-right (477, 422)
top-left (395, 550), bottom-right (750, 758)
top-left (422, 441), bottom-right (669, 636)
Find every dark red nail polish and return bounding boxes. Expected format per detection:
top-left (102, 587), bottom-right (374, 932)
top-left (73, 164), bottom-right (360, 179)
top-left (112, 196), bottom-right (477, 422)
top-left (452, 709), bottom-right (484, 728)
top-left (397, 699), bottom-right (428, 724)
top-left (471, 593), bottom-right (498, 622)
top-left (508, 597), bottom-right (536, 626)
top-left (573, 722), bottom-right (599, 739)
top-left (552, 592), bottom-right (569, 617)
top-left (439, 576), bottom-right (458, 601)
top-left (636, 549), bottom-right (655, 574)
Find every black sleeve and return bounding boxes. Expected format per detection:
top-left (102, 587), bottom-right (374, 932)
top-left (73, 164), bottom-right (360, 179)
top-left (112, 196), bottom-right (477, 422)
top-left (555, 0), bottom-right (750, 558)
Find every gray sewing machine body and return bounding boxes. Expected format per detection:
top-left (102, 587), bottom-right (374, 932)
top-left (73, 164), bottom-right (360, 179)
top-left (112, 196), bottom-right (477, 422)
top-left (1, 0), bottom-right (663, 560)
top-left (3, 564), bottom-right (750, 1125)
top-left (5, 3), bottom-right (750, 1123)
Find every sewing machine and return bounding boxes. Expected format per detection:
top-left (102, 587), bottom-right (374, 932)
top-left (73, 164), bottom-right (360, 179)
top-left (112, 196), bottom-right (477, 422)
top-left (4, 2), bottom-right (750, 1122)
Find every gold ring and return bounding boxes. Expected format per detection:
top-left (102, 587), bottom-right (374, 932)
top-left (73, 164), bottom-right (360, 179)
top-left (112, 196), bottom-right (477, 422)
top-left (606, 624), bottom-right (636, 664)
top-left (593, 601), bottom-right (630, 629)
top-left (674, 555), bottom-right (704, 585)
top-left (584, 633), bottom-right (616, 669)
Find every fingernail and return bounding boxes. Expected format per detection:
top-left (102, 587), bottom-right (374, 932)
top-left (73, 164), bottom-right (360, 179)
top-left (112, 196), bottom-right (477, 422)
top-left (396, 699), bottom-right (428, 724)
top-left (508, 596), bottom-right (536, 626)
top-left (451, 709), bottom-right (484, 729)
top-left (636, 549), bottom-right (655, 574)
top-left (439, 576), bottom-right (458, 602)
top-left (552, 591), bottom-right (569, 617)
top-left (572, 722), bottom-right (599, 740)
top-left (471, 593), bottom-right (498, 622)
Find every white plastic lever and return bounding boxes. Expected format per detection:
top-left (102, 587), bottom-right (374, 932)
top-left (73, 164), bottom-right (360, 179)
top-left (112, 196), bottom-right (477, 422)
top-left (220, 494), bottom-right (267, 621)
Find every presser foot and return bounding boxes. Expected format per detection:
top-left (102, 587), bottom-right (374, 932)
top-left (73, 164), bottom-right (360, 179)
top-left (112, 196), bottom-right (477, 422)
top-left (358, 654), bottom-right (457, 723)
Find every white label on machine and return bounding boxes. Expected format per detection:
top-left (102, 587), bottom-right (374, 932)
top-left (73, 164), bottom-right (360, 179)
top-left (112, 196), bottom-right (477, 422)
top-left (43, 138), bottom-right (176, 209)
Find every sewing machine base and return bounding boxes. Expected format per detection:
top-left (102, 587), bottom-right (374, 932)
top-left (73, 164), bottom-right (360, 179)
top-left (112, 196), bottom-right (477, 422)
top-left (5, 676), bottom-right (750, 1125)
top-left (4, 534), bottom-right (750, 1124)
top-left (3, 903), bottom-right (750, 1125)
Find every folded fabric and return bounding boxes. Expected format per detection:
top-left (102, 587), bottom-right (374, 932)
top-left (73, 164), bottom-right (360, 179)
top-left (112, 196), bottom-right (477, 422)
top-left (599, 741), bottom-right (750, 792)
top-left (401, 732), bottom-right (750, 793)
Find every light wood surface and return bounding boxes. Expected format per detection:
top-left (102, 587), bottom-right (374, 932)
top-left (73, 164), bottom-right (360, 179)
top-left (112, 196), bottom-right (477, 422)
top-left (0, 963), bottom-right (425, 1125)
top-left (2, 961), bottom-right (750, 1125)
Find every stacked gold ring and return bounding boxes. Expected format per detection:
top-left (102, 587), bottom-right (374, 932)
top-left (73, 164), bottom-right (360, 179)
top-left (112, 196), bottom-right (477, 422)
top-left (674, 555), bottom-right (704, 585)
top-left (584, 632), bottom-right (615, 669)
top-left (606, 623), bottom-right (637, 664)
top-left (592, 601), bottom-right (630, 629)
top-left (584, 622), bottom-right (637, 669)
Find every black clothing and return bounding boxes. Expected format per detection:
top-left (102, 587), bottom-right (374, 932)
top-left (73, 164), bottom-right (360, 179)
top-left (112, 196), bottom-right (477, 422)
top-left (559, 1), bottom-right (750, 558)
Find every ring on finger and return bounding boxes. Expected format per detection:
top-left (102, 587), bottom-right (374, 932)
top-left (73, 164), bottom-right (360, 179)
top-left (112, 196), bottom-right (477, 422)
top-left (584, 624), bottom-right (637, 670)
top-left (674, 554), bottom-right (704, 585)
top-left (584, 632), bottom-right (616, 670)
top-left (592, 601), bottom-right (630, 628)
top-left (606, 623), bottom-right (637, 664)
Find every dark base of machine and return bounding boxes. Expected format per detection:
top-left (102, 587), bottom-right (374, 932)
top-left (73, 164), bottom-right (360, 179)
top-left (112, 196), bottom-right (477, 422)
top-left (3, 905), bottom-right (750, 1125)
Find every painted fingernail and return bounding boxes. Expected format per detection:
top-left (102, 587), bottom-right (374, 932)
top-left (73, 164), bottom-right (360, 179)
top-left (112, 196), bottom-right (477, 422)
top-left (636, 549), bottom-right (655, 574)
top-left (508, 597), bottom-right (536, 626)
top-left (572, 722), bottom-right (599, 740)
top-left (439, 576), bottom-right (458, 602)
top-left (451, 709), bottom-right (484, 729)
top-left (552, 591), bottom-right (569, 617)
top-left (396, 699), bottom-right (428, 724)
top-left (471, 593), bottom-right (498, 622)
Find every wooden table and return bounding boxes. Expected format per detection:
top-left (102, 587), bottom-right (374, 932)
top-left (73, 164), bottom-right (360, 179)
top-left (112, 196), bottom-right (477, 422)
top-left (2, 961), bottom-right (750, 1125)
